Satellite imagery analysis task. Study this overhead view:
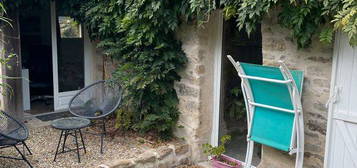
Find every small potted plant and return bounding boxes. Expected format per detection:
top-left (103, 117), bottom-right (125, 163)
top-left (202, 135), bottom-right (242, 168)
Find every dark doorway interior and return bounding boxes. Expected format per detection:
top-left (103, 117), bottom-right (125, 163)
top-left (219, 18), bottom-right (262, 166)
top-left (20, 3), bottom-right (54, 115)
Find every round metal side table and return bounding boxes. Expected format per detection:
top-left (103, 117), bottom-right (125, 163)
top-left (51, 117), bottom-right (90, 163)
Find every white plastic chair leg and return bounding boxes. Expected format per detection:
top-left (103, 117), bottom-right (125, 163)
top-left (245, 140), bottom-right (254, 168)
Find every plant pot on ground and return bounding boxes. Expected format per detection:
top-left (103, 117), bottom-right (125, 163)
top-left (202, 135), bottom-right (242, 168)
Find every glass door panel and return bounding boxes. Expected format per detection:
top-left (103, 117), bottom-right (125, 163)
top-left (51, 1), bottom-right (88, 111)
top-left (57, 16), bottom-right (84, 92)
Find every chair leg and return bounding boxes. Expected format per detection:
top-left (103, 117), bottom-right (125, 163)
top-left (74, 130), bottom-right (81, 163)
top-left (54, 130), bottom-right (64, 162)
top-left (102, 118), bottom-right (107, 134)
top-left (79, 129), bottom-right (86, 153)
top-left (62, 130), bottom-right (69, 152)
top-left (14, 145), bottom-right (33, 168)
top-left (100, 119), bottom-right (106, 154)
top-left (22, 142), bottom-right (32, 155)
top-left (100, 134), bottom-right (104, 154)
top-left (244, 140), bottom-right (254, 168)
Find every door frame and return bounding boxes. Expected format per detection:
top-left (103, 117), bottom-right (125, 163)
top-left (323, 32), bottom-right (357, 168)
top-left (50, 1), bottom-right (94, 111)
top-left (323, 31), bottom-right (340, 168)
top-left (210, 12), bottom-right (224, 146)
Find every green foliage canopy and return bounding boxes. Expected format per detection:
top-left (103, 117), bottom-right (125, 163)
top-left (5, 0), bottom-right (356, 139)
top-left (63, 0), bottom-right (190, 139)
top-left (7, 0), bottom-right (193, 139)
top-left (220, 0), bottom-right (357, 47)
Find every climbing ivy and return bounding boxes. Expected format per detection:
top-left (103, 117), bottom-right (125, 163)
top-left (4, 0), bottom-right (356, 139)
top-left (221, 0), bottom-right (356, 48)
top-left (62, 0), bottom-right (190, 139)
top-left (6, 0), bottom-right (192, 139)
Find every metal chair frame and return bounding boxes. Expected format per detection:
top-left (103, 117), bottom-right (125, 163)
top-left (0, 111), bottom-right (33, 168)
top-left (53, 129), bottom-right (86, 163)
top-left (68, 80), bottom-right (122, 154)
top-left (227, 55), bottom-right (304, 168)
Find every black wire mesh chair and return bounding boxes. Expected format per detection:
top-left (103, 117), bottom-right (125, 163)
top-left (68, 80), bottom-right (122, 153)
top-left (0, 111), bottom-right (32, 168)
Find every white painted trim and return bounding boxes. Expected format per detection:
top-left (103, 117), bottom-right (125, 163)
top-left (335, 120), bottom-right (357, 167)
top-left (33, 109), bottom-right (68, 117)
top-left (323, 32), bottom-right (340, 168)
top-left (50, 1), bottom-right (60, 111)
top-left (51, 2), bottom-right (95, 111)
top-left (239, 74), bottom-right (292, 84)
top-left (333, 113), bottom-right (357, 124)
top-left (279, 62), bottom-right (304, 168)
top-left (22, 69), bottom-right (31, 111)
top-left (84, 27), bottom-right (94, 86)
top-left (210, 11), bottom-right (224, 147)
top-left (248, 101), bottom-right (295, 113)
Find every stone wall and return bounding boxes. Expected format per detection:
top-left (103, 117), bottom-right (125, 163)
top-left (100, 9), bottom-right (333, 167)
top-left (102, 12), bottom-right (222, 163)
top-left (174, 11), bottom-right (222, 162)
top-left (259, 13), bottom-right (333, 168)
top-left (99, 141), bottom-right (191, 168)
top-left (87, 40), bottom-right (105, 83)
top-left (0, 10), bottom-right (24, 118)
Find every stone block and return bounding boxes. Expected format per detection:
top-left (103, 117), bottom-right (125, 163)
top-left (156, 147), bottom-right (175, 168)
top-left (262, 37), bottom-right (287, 51)
top-left (306, 120), bottom-right (327, 135)
top-left (305, 143), bottom-right (322, 153)
top-left (134, 163), bottom-right (156, 168)
top-left (177, 157), bottom-right (190, 166)
top-left (100, 159), bottom-right (135, 168)
top-left (175, 82), bottom-right (200, 98)
top-left (311, 78), bottom-right (330, 89)
top-left (306, 56), bottom-right (332, 63)
top-left (135, 150), bottom-right (157, 164)
top-left (195, 65), bottom-right (205, 75)
top-left (157, 162), bottom-right (170, 168)
top-left (306, 65), bottom-right (331, 78)
top-left (175, 143), bottom-right (189, 155)
top-left (156, 146), bottom-right (173, 160)
top-left (304, 152), bottom-right (324, 166)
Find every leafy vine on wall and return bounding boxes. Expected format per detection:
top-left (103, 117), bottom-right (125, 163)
top-left (221, 0), bottom-right (356, 47)
top-left (62, 0), bottom-right (191, 139)
top-left (5, 0), bottom-right (356, 139)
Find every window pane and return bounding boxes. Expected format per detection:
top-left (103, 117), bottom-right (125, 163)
top-left (57, 16), bottom-right (84, 92)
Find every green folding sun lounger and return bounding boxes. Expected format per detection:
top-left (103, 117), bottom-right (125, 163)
top-left (227, 55), bottom-right (304, 168)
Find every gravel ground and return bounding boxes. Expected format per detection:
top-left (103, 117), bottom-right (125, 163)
top-left (0, 125), bottom-right (146, 168)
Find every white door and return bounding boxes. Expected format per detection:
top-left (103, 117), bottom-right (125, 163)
top-left (325, 32), bottom-right (357, 168)
top-left (50, 1), bottom-right (94, 111)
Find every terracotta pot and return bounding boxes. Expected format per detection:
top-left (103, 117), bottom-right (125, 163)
top-left (211, 154), bottom-right (242, 168)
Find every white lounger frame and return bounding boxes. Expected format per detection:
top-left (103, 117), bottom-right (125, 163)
top-left (227, 55), bottom-right (304, 168)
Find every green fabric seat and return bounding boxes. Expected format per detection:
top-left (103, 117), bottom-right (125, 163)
top-left (240, 63), bottom-right (304, 152)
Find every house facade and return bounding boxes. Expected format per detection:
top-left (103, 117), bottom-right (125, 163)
top-left (169, 11), bottom-right (354, 168)
top-left (170, 12), bottom-right (344, 168)
top-left (0, 2), bottom-right (103, 117)
top-left (1, 3), bottom-right (356, 168)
